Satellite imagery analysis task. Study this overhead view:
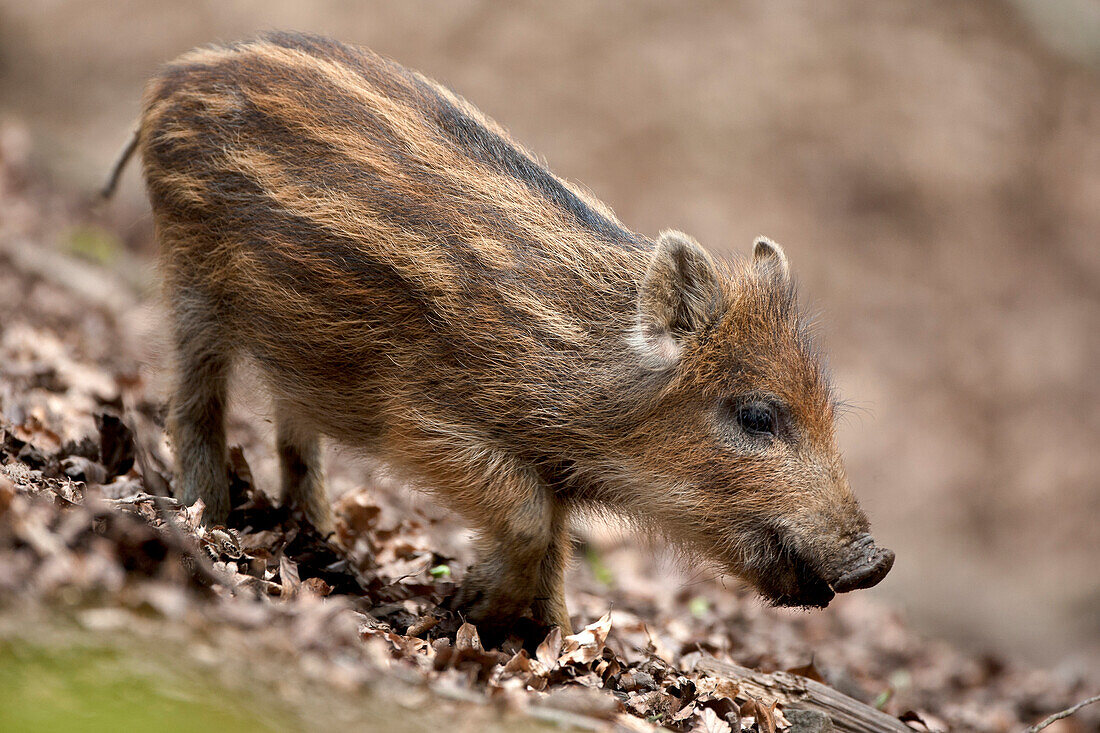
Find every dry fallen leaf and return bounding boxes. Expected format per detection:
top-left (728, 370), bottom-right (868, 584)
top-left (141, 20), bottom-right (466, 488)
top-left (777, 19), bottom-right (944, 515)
top-left (183, 498), bottom-right (205, 531)
top-left (693, 706), bottom-right (732, 733)
top-left (455, 622), bottom-right (482, 652)
top-left (899, 709), bottom-right (950, 732)
top-left (537, 625), bottom-right (563, 671)
top-left (624, 689), bottom-right (676, 719)
top-left (786, 659), bottom-right (826, 684)
top-left (303, 576), bottom-right (333, 597)
top-left (502, 649), bottom-right (535, 675)
top-left (740, 697), bottom-right (777, 733)
top-left (280, 554), bottom-right (301, 598)
top-left (560, 611), bottom-right (612, 665)
top-left (673, 702), bottom-right (699, 723)
top-left (406, 615), bottom-right (439, 637)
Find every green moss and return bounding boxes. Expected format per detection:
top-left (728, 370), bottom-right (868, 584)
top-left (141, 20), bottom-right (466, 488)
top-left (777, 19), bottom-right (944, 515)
top-left (0, 638), bottom-right (281, 733)
top-left (688, 596), bottom-right (710, 619)
top-left (583, 546), bottom-right (615, 588)
top-left (63, 225), bottom-right (122, 266)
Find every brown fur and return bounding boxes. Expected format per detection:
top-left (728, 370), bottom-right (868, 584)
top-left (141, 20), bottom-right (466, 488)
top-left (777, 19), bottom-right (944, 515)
top-left (131, 32), bottom-right (891, 632)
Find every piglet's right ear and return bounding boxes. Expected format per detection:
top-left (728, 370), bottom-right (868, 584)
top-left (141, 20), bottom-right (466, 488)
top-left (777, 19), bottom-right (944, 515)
top-left (631, 230), bottom-right (721, 370)
top-left (752, 236), bottom-right (790, 283)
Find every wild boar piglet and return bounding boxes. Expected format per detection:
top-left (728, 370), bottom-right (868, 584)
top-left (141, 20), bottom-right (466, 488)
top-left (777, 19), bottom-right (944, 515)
top-left (128, 32), bottom-right (893, 632)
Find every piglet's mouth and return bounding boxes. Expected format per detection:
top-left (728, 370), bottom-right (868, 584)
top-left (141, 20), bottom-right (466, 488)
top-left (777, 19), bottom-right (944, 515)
top-left (759, 531), bottom-right (894, 609)
top-left (767, 545), bottom-right (836, 609)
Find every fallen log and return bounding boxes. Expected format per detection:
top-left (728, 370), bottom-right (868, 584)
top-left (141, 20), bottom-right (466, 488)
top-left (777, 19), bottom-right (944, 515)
top-left (691, 656), bottom-right (911, 733)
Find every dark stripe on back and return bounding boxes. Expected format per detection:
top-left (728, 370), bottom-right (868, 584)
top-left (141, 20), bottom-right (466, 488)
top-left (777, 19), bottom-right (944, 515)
top-left (429, 97), bottom-right (640, 247)
top-left (260, 32), bottom-right (644, 250)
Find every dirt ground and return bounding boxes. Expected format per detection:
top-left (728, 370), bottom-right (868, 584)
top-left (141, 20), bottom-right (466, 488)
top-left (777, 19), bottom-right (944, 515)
top-left (1, 0), bottom-right (1099, 727)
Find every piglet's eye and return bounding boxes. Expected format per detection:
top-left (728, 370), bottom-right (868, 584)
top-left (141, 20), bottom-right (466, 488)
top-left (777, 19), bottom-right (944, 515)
top-left (737, 404), bottom-right (776, 437)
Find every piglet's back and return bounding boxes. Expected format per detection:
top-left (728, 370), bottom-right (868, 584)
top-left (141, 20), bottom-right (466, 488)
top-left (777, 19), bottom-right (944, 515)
top-left (141, 33), bottom-right (649, 335)
top-left (139, 32), bottom-right (656, 442)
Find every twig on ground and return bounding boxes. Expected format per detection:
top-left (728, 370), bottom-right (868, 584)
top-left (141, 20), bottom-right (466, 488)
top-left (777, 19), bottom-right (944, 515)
top-left (1024, 693), bottom-right (1100, 733)
top-left (125, 408), bottom-right (231, 591)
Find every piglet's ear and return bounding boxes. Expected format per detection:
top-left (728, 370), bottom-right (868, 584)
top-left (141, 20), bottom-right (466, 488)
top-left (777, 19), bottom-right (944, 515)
top-left (752, 236), bottom-right (790, 283)
top-left (632, 230), bottom-right (721, 369)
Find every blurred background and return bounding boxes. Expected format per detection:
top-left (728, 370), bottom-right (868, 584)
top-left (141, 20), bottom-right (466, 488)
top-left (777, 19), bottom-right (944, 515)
top-left (1, 0), bottom-right (1097, 671)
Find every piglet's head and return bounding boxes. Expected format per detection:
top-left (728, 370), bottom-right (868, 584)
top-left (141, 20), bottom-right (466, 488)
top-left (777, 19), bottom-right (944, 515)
top-left (628, 231), bottom-right (893, 607)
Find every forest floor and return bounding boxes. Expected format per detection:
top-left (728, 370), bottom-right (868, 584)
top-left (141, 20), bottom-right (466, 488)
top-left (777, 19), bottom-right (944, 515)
top-left (1, 122), bottom-right (1097, 732)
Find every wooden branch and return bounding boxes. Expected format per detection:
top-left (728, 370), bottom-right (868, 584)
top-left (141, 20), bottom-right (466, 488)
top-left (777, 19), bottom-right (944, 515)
top-left (691, 656), bottom-right (910, 733)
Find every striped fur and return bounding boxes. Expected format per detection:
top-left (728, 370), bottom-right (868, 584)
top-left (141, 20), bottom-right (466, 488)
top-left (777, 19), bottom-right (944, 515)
top-left (136, 33), bottom-right (888, 632)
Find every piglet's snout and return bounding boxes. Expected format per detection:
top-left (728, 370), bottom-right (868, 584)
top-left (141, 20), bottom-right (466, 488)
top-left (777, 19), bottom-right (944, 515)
top-left (832, 532), bottom-right (895, 593)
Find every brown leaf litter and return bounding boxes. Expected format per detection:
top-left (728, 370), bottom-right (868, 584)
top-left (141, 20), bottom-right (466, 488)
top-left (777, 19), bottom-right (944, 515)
top-left (1, 131), bottom-right (1098, 731)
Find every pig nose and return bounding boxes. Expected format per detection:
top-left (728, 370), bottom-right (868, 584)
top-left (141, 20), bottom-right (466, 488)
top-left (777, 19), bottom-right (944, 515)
top-left (832, 533), bottom-right (894, 593)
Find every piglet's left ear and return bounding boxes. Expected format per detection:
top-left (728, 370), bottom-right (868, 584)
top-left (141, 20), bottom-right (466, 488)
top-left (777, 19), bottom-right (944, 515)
top-left (632, 230), bottom-right (721, 370)
top-left (752, 236), bottom-right (790, 283)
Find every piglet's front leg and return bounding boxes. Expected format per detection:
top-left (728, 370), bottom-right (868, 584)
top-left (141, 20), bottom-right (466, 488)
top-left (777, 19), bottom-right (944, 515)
top-left (429, 450), bottom-right (570, 634)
